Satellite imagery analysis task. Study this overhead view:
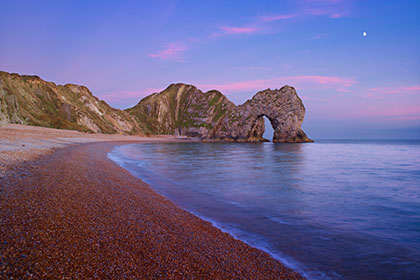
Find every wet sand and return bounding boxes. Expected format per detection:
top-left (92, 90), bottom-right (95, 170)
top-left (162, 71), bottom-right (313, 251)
top-left (0, 125), bottom-right (304, 279)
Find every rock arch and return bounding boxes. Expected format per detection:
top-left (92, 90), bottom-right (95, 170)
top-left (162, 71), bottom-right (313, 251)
top-left (128, 83), bottom-right (312, 143)
top-left (214, 86), bottom-right (313, 142)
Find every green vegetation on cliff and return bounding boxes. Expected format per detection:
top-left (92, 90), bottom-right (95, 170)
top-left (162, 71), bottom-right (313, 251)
top-left (126, 83), bottom-right (235, 136)
top-left (0, 71), bottom-right (144, 134)
top-left (0, 71), bottom-right (312, 142)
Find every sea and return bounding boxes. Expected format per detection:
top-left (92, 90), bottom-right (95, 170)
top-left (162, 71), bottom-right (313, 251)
top-left (108, 140), bottom-right (420, 280)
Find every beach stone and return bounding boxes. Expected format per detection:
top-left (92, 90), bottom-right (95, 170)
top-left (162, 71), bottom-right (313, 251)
top-left (0, 141), bottom-right (305, 279)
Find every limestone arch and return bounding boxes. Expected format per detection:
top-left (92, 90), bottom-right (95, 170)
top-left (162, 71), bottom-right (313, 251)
top-left (213, 86), bottom-right (312, 142)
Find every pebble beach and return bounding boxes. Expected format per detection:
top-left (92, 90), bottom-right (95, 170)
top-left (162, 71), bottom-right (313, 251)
top-left (0, 124), bottom-right (304, 279)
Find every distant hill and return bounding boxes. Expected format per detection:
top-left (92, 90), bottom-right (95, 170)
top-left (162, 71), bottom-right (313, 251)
top-left (0, 71), bottom-right (312, 142)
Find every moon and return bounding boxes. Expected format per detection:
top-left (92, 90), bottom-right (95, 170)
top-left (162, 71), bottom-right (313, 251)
top-left (363, 31), bottom-right (367, 37)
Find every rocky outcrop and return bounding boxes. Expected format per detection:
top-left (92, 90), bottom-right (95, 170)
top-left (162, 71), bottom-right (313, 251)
top-left (0, 71), bottom-right (312, 142)
top-left (0, 71), bottom-right (144, 134)
top-left (127, 83), bottom-right (312, 142)
top-left (126, 83), bottom-right (236, 137)
top-left (213, 86), bottom-right (312, 142)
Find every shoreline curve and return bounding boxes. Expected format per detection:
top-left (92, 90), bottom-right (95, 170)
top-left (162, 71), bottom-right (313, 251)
top-left (1, 137), bottom-right (304, 279)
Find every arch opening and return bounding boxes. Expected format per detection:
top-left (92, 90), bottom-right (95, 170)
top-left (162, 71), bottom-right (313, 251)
top-left (262, 115), bottom-right (274, 141)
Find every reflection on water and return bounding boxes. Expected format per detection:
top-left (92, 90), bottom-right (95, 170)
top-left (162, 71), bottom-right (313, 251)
top-left (108, 140), bottom-right (420, 280)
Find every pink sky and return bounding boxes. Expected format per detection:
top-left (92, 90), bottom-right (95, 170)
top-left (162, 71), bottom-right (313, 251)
top-left (1, 0), bottom-right (419, 138)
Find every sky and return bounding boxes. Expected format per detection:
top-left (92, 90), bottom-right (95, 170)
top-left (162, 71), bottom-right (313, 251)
top-left (0, 0), bottom-right (419, 139)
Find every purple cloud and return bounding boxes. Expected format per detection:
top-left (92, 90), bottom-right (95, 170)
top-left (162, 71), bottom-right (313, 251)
top-left (259, 14), bottom-right (296, 23)
top-left (211, 26), bottom-right (261, 37)
top-left (367, 85), bottom-right (420, 97)
top-left (149, 42), bottom-right (188, 61)
top-left (198, 75), bottom-right (356, 93)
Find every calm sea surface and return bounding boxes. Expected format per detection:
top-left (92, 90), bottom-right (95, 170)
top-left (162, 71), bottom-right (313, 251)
top-left (108, 140), bottom-right (420, 280)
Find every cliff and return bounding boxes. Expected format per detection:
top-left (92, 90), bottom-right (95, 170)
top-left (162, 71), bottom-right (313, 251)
top-left (126, 83), bottom-right (236, 136)
top-left (0, 71), bottom-right (144, 134)
top-left (127, 83), bottom-right (312, 142)
top-left (0, 71), bottom-right (312, 142)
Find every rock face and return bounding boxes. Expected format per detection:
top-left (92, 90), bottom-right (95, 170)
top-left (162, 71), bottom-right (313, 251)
top-left (128, 83), bottom-right (312, 142)
top-left (0, 71), bottom-right (312, 142)
top-left (215, 87), bottom-right (312, 142)
top-left (126, 83), bottom-right (236, 137)
top-left (0, 71), bottom-right (144, 134)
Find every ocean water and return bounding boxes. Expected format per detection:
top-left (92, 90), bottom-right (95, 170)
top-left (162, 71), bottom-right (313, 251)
top-left (108, 140), bottom-right (420, 280)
